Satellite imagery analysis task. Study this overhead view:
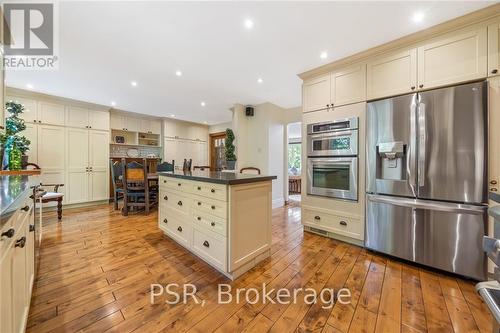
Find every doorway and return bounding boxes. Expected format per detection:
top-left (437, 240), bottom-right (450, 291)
top-left (209, 132), bottom-right (227, 171)
top-left (287, 122), bottom-right (302, 204)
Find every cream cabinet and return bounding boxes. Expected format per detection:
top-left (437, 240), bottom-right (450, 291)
top-left (332, 64), bottom-right (366, 106)
top-left (164, 137), bottom-right (207, 169)
top-left (38, 102), bottom-right (65, 126)
top-left (5, 96), bottom-right (38, 124)
top-left (140, 119), bottom-right (161, 134)
top-left (67, 107), bottom-right (109, 131)
top-left (417, 27), bottom-right (487, 90)
top-left (488, 22), bottom-right (500, 77)
top-left (489, 77), bottom-right (500, 193)
top-left (23, 123), bottom-right (38, 165)
top-left (303, 74), bottom-right (331, 112)
top-left (0, 235), bottom-right (14, 333)
top-left (125, 117), bottom-right (140, 132)
top-left (367, 48), bottom-right (417, 100)
top-left (66, 128), bottom-right (109, 204)
top-left (110, 113), bottom-right (125, 130)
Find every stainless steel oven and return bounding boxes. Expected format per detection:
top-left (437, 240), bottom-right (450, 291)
top-left (307, 157), bottom-right (358, 200)
top-left (307, 117), bottom-right (358, 156)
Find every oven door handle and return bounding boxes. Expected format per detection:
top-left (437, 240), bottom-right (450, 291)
top-left (308, 130), bottom-right (356, 140)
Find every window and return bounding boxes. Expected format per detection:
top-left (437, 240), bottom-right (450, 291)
top-left (288, 143), bottom-right (301, 176)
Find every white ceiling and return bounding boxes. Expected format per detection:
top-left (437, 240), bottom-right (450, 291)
top-left (6, 1), bottom-right (494, 125)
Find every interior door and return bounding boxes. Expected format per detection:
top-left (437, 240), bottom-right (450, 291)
top-left (67, 128), bottom-right (89, 204)
top-left (89, 130), bottom-right (109, 201)
top-left (417, 81), bottom-right (487, 204)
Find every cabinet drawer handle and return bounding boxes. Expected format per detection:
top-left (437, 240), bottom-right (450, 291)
top-left (198, 202), bottom-right (201, 206)
top-left (314, 216), bottom-right (321, 221)
top-left (21, 205), bottom-right (30, 212)
top-left (211, 189), bottom-right (215, 193)
top-left (197, 216), bottom-right (201, 221)
top-left (491, 180), bottom-right (498, 185)
top-left (419, 84), bottom-right (424, 88)
top-left (491, 188), bottom-right (498, 192)
top-left (197, 186), bottom-right (201, 190)
top-left (493, 69), bottom-right (498, 74)
top-left (411, 86), bottom-right (415, 90)
top-left (339, 220), bottom-right (348, 226)
top-left (177, 201), bottom-right (183, 206)
top-left (15, 237), bottom-right (26, 248)
top-left (210, 222), bottom-right (215, 227)
top-left (177, 183), bottom-right (182, 187)
top-left (163, 180), bottom-right (167, 183)
top-left (1, 228), bottom-right (15, 239)
top-left (164, 195), bottom-right (168, 201)
top-left (29, 225), bottom-right (35, 232)
top-left (163, 218), bottom-right (168, 224)
top-left (203, 240), bottom-right (210, 248)
top-left (177, 226), bottom-right (183, 232)
top-left (211, 205), bottom-right (215, 210)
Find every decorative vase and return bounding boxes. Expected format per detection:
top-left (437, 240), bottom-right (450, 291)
top-left (226, 160), bottom-right (236, 170)
top-left (21, 155), bottom-right (29, 169)
top-left (9, 147), bottom-right (22, 170)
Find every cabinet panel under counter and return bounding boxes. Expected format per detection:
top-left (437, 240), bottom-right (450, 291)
top-left (158, 171), bottom-right (276, 280)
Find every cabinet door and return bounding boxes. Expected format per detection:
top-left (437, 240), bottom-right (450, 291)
top-left (6, 96), bottom-right (37, 123)
top-left (66, 128), bottom-right (89, 204)
top-left (488, 22), bottom-right (500, 77)
top-left (12, 220), bottom-right (28, 333)
top-left (150, 120), bottom-right (162, 134)
top-left (38, 102), bottom-right (65, 126)
top-left (26, 212), bottom-right (35, 296)
top-left (66, 106), bottom-right (89, 128)
top-left (22, 123), bottom-right (38, 165)
top-left (89, 110), bottom-right (109, 131)
top-left (164, 137), bottom-right (177, 164)
top-left (418, 27), bottom-right (487, 90)
top-left (489, 77), bottom-right (500, 193)
top-left (139, 119), bottom-right (151, 133)
top-left (38, 125), bottom-right (65, 171)
top-left (332, 63), bottom-right (366, 106)
top-left (110, 114), bottom-right (125, 130)
top-left (125, 117), bottom-right (140, 132)
top-left (0, 244), bottom-right (13, 333)
top-left (89, 130), bottom-right (109, 201)
top-left (367, 48), bottom-right (417, 100)
top-left (198, 141), bottom-right (208, 165)
top-left (303, 74), bottom-right (331, 112)
top-left (165, 119), bottom-right (184, 138)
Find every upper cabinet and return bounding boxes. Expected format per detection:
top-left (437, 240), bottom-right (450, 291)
top-left (125, 117), bottom-right (140, 132)
top-left (67, 107), bottom-right (109, 130)
top-left (164, 119), bottom-right (208, 141)
top-left (110, 113), bottom-right (125, 130)
top-left (332, 64), bottom-right (366, 107)
top-left (139, 118), bottom-right (161, 134)
top-left (488, 22), bottom-right (500, 76)
top-left (367, 48), bottom-right (417, 100)
top-left (110, 113), bottom-right (160, 133)
top-left (417, 27), bottom-right (487, 90)
top-left (38, 102), bottom-right (65, 126)
top-left (303, 74), bottom-right (331, 112)
top-left (89, 110), bottom-right (110, 131)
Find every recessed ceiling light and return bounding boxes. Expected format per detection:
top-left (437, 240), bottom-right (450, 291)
top-left (201, 101), bottom-right (206, 107)
top-left (244, 19), bottom-right (254, 29)
top-left (203, 121), bottom-right (208, 124)
top-left (26, 84), bottom-right (34, 89)
top-left (170, 114), bottom-right (176, 118)
top-left (412, 11), bottom-right (425, 23)
top-left (320, 51), bottom-right (328, 60)
top-left (111, 101), bottom-right (116, 107)
top-left (131, 81), bottom-right (138, 87)
top-left (175, 70), bottom-right (182, 77)
top-left (257, 78), bottom-right (263, 83)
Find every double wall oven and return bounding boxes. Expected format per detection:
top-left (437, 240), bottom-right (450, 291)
top-left (306, 117), bottom-right (359, 201)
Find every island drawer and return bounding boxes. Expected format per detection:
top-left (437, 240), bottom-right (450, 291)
top-left (189, 181), bottom-right (227, 202)
top-left (161, 190), bottom-right (191, 217)
top-left (160, 177), bottom-right (187, 192)
top-left (192, 197), bottom-right (227, 219)
top-left (302, 207), bottom-right (363, 240)
top-left (163, 216), bottom-right (192, 249)
top-left (192, 212), bottom-right (226, 237)
top-left (192, 226), bottom-right (227, 271)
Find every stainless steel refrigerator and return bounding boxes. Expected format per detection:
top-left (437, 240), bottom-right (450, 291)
top-left (366, 81), bottom-right (488, 280)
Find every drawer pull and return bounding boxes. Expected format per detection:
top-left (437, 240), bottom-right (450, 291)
top-left (211, 222), bottom-right (215, 227)
top-left (1, 228), bottom-right (15, 239)
top-left (15, 237), bottom-right (26, 248)
top-left (164, 195), bottom-right (168, 201)
top-left (419, 84), bottom-right (424, 88)
top-left (198, 202), bottom-right (201, 206)
top-left (163, 218), bottom-right (168, 224)
top-left (493, 69), bottom-right (498, 74)
top-left (211, 189), bottom-right (215, 193)
top-left (197, 216), bottom-right (201, 221)
top-left (29, 225), bottom-right (35, 232)
top-left (491, 180), bottom-right (498, 185)
top-left (178, 183), bottom-right (182, 187)
top-left (21, 205), bottom-right (30, 212)
top-left (197, 186), bottom-right (201, 190)
top-left (163, 180), bottom-right (167, 183)
top-left (203, 240), bottom-right (210, 248)
top-left (339, 220), bottom-right (348, 226)
top-left (314, 216), bottom-right (321, 221)
top-left (492, 188), bottom-right (498, 192)
top-left (177, 201), bottom-right (183, 206)
top-left (211, 205), bottom-right (215, 210)
top-left (177, 226), bottom-right (183, 232)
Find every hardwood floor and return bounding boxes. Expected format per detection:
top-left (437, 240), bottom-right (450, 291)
top-left (28, 202), bottom-right (492, 333)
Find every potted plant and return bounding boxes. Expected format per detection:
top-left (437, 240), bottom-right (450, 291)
top-left (1, 101), bottom-right (31, 170)
top-left (225, 128), bottom-right (237, 170)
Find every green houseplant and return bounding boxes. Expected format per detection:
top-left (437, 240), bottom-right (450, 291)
top-left (1, 101), bottom-right (31, 170)
top-left (225, 128), bottom-right (237, 170)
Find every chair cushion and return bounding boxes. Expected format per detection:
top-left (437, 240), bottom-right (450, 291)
top-left (43, 192), bottom-right (64, 199)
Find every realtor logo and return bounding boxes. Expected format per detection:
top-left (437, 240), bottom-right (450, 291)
top-left (2, 2), bottom-right (58, 69)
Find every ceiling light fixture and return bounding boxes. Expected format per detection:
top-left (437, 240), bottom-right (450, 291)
top-left (201, 101), bottom-right (206, 107)
top-left (131, 81), bottom-right (138, 87)
top-left (111, 101), bottom-right (116, 107)
top-left (175, 70), bottom-right (182, 77)
top-left (170, 114), bottom-right (176, 117)
top-left (320, 51), bottom-right (328, 60)
top-left (203, 121), bottom-right (208, 124)
top-left (412, 11), bottom-right (425, 23)
top-left (26, 83), bottom-right (34, 89)
top-left (257, 78), bottom-right (263, 83)
top-left (244, 19), bottom-right (254, 29)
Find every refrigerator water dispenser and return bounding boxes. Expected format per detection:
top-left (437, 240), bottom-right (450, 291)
top-left (377, 141), bottom-right (406, 181)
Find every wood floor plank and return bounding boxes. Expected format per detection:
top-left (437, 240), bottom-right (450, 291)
top-left (419, 271), bottom-right (454, 333)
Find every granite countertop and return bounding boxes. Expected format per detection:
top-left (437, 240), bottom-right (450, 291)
top-left (158, 170), bottom-right (277, 185)
top-left (0, 175), bottom-right (33, 224)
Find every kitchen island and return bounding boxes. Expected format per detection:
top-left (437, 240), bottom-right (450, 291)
top-left (158, 171), bottom-right (276, 279)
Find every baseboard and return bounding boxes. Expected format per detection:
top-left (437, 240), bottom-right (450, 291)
top-left (272, 197), bottom-right (285, 209)
top-left (43, 200), bottom-right (109, 212)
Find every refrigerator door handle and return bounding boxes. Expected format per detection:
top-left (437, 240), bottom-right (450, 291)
top-left (418, 102), bottom-right (426, 187)
top-left (367, 194), bottom-right (486, 215)
top-left (408, 97), bottom-right (417, 189)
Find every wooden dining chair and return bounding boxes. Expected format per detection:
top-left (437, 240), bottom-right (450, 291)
top-left (26, 163), bottom-right (65, 220)
top-left (193, 165), bottom-right (210, 171)
top-left (110, 160), bottom-right (124, 210)
top-left (157, 160), bottom-right (175, 172)
top-left (183, 159), bottom-right (192, 171)
top-left (121, 159), bottom-right (155, 216)
top-left (240, 167), bottom-right (261, 175)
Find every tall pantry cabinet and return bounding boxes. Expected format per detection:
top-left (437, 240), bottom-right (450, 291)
top-left (6, 90), bottom-right (110, 205)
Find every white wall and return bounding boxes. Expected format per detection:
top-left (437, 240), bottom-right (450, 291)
top-left (209, 121), bottom-right (232, 134)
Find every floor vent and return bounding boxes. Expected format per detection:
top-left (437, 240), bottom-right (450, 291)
top-left (305, 226), bottom-right (328, 236)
